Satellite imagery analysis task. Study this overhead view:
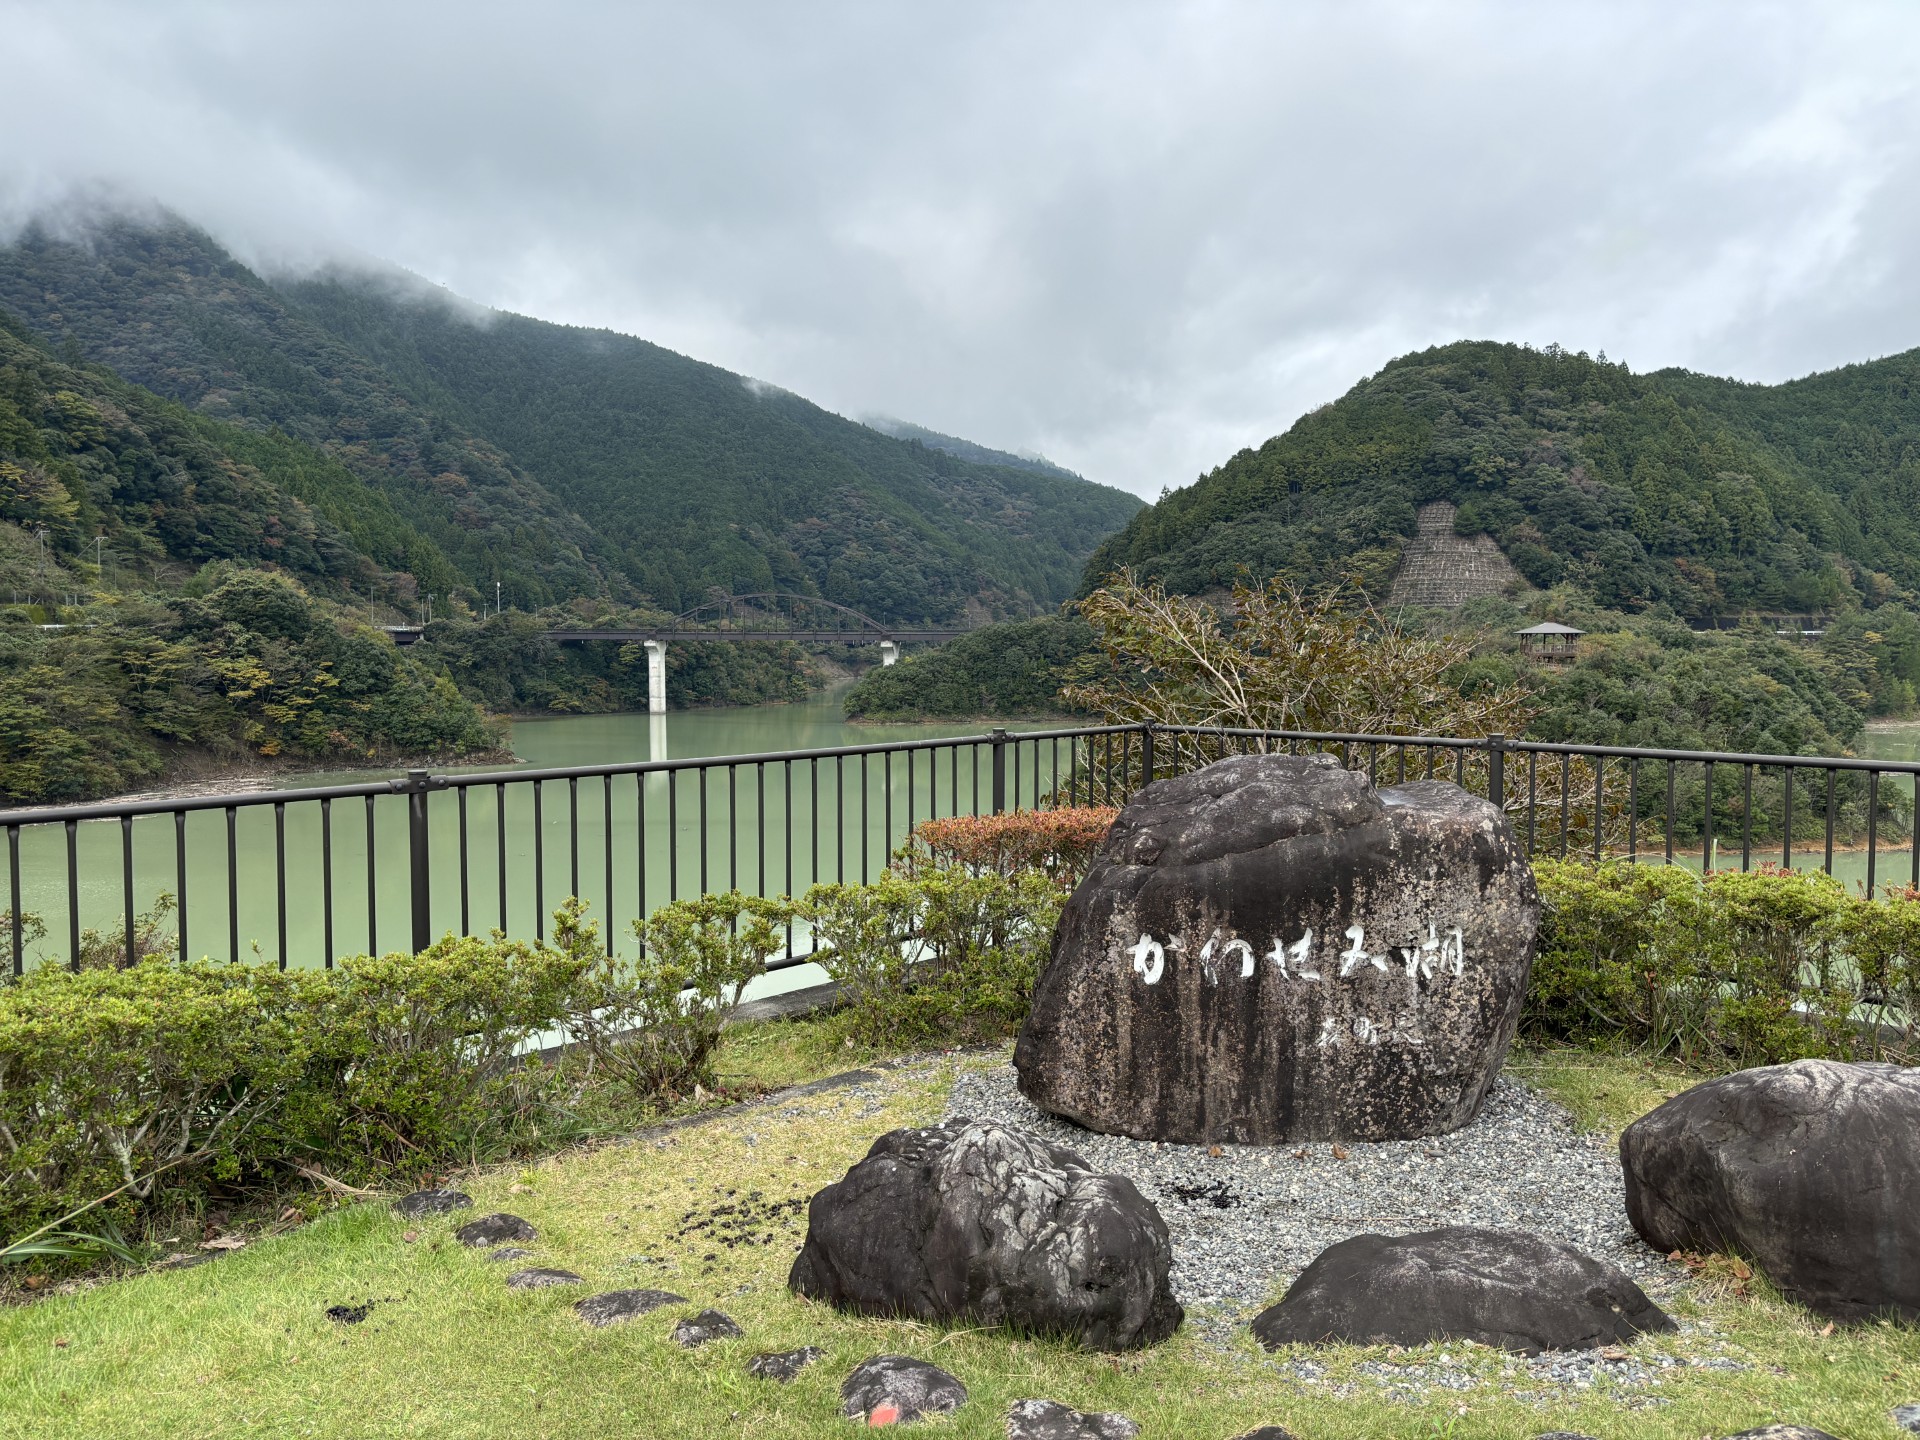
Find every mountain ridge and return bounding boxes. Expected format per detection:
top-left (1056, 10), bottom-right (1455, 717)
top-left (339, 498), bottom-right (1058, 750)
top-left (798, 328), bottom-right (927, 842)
top-left (0, 212), bottom-right (1141, 625)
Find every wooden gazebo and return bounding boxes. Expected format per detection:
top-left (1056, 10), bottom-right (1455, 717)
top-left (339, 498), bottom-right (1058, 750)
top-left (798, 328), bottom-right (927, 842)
top-left (1515, 621), bottom-right (1584, 663)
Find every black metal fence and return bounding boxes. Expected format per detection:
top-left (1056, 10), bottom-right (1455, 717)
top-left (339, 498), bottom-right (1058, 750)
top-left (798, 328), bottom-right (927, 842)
top-left (4, 722), bottom-right (1917, 976)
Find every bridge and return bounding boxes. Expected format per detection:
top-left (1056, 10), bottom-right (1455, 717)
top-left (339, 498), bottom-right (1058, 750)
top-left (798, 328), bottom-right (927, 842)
top-left (387, 593), bottom-right (977, 712)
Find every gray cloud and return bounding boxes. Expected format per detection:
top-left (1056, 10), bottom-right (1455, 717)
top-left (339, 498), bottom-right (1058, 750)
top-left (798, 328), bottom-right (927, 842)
top-left (4, 1), bottom-right (1919, 495)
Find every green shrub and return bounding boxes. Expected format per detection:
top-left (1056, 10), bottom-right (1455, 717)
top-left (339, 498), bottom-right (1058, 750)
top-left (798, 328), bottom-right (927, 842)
top-left (801, 868), bottom-right (1065, 1044)
top-left (0, 926), bottom-right (594, 1241)
top-left (0, 960), bottom-right (324, 1236)
top-left (306, 928), bottom-right (596, 1168)
top-left (1527, 858), bottom-right (1917, 1065)
top-left (564, 892), bottom-right (790, 1102)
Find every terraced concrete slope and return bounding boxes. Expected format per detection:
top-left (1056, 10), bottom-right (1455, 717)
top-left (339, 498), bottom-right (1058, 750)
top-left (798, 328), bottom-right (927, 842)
top-left (1387, 502), bottom-right (1521, 607)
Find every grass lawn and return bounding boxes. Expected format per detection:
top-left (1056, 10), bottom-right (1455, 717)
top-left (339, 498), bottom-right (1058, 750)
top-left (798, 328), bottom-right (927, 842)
top-left (2, 1036), bottom-right (1915, 1440)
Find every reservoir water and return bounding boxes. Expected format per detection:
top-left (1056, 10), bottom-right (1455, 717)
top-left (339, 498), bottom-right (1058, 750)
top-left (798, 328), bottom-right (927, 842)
top-left (7, 700), bottom-right (1918, 975)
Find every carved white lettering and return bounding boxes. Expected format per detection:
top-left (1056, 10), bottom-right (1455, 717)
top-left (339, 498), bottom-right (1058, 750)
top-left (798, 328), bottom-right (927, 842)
top-left (1130, 934), bottom-right (1165, 985)
top-left (1339, 925), bottom-right (1389, 978)
top-left (1315, 1017), bottom-right (1342, 1050)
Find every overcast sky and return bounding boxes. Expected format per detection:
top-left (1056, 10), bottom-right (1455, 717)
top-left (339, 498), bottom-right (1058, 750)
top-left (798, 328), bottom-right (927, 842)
top-left (6, 2), bottom-right (1920, 496)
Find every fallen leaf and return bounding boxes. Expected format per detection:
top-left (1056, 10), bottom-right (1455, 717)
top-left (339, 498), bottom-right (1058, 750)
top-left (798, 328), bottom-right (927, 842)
top-left (53, 1338), bottom-right (69, 1349)
top-left (1818, 1322), bottom-right (1835, 1338)
top-left (1207, 1145), bottom-right (1223, 1158)
top-left (1292, 1148), bottom-right (1308, 1159)
top-left (867, 1403), bottom-right (901, 1427)
top-left (1731, 1260), bottom-right (1752, 1280)
top-left (200, 1235), bottom-right (246, 1251)
top-left (22, 1276), bottom-right (47, 1290)
top-left (509, 1184), bottom-right (535, 1195)
top-left (1668, 1249), bottom-right (1686, 1262)
top-left (1331, 1144), bottom-right (1351, 1161)
top-left (401, 1230), bottom-right (419, 1244)
top-left (279, 1207), bottom-right (301, 1223)
top-left (1599, 1345), bottom-right (1628, 1360)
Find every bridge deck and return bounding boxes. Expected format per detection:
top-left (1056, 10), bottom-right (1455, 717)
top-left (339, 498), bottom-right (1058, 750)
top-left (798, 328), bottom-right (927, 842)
top-left (545, 628), bottom-right (968, 643)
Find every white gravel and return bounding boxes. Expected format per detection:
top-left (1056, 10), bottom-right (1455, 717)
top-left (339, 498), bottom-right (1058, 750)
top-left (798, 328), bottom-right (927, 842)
top-left (944, 1061), bottom-right (1671, 1316)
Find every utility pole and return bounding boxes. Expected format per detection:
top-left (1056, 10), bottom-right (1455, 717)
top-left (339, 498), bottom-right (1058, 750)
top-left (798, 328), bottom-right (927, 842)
top-left (496, 580), bottom-right (502, 618)
top-left (425, 593), bottom-right (434, 624)
top-left (94, 533), bottom-right (105, 583)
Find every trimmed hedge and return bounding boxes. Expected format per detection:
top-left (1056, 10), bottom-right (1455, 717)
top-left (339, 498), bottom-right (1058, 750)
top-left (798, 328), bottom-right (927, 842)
top-left (1527, 859), bottom-right (1920, 1065)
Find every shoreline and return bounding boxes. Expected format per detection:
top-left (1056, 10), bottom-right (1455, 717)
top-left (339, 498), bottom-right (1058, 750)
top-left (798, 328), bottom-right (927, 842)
top-left (70, 746), bottom-right (518, 810)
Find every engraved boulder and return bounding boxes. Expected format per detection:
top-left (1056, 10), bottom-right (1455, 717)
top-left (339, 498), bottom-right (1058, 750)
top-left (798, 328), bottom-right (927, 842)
top-left (1013, 753), bottom-right (1540, 1144)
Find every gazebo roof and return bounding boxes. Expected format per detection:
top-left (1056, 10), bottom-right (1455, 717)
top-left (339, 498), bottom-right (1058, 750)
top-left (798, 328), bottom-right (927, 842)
top-left (1514, 622), bottom-right (1585, 636)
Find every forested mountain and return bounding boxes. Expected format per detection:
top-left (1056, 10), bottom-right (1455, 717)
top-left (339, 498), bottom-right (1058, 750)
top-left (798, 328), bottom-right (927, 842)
top-left (861, 416), bottom-right (1084, 482)
top-left (0, 214), bottom-right (1140, 624)
top-left (0, 317), bottom-right (501, 802)
top-left (1086, 340), bottom-right (1920, 617)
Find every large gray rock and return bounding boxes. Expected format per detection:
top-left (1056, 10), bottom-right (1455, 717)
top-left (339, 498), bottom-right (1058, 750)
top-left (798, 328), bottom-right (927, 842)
top-left (1015, 754), bottom-right (1540, 1143)
top-left (1250, 1227), bottom-right (1674, 1354)
top-left (789, 1119), bottom-right (1183, 1351)
top-left (1621, 1059), bottom-right (1920, 1324)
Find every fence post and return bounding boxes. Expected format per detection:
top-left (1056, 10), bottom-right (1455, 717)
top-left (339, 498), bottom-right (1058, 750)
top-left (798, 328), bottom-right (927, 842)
top-left (1140, 722), bottom-right (1155, 795)
top-left (1487, 733), bottom-right (1505, 811)
top-left (990, 728), bottom-right (1008, 814)
top-left (406, 769), bottom-right (433, 954)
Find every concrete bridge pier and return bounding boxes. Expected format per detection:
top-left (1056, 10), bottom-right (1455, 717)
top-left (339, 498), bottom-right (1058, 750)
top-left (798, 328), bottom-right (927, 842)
top-left (879, 639), bottom-right (900, 667)
top-left (643, 638), bottom-right (668, 714)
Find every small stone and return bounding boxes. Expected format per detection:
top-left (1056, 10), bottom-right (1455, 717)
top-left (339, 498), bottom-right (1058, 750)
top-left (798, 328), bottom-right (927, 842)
top-left (505, 1267), bottom-right (584, 1290)
top-left (1230, 1430), bottom-right (1299, 1440)
top-left (841, 1355), bottom-right (968, 1426)
top-left (1893, 1404), bottom-right (1920, 1436)
top-left (484, 1246), bottom-right (534, 1263)
top-left (572, 1288), bottom-right (687, 1327)
top-left (1006, 1398), bottom-right (1140, 1439)
top-left (672, 1308), bottom-right (743, 1347)
top-left (748, 1346), bottom-right (824, 1382)
top-left (455, 1213), bottom-right (537, 1247)
top-left (1533, 1433), bottom-right (1602, 1440)
top-left (1724, 1430), bottom-right (1847, 1440)
top-left (392, 1188), bottom-right (471, 1217)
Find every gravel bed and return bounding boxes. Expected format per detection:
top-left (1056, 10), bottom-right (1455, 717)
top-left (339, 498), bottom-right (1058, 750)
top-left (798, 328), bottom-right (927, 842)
top-left (945, 1061), bottom-right (1671, 1316)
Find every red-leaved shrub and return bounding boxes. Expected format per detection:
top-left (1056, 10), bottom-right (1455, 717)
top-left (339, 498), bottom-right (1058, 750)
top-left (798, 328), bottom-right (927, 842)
top-left (907, 807), bottom-right (1117, 887)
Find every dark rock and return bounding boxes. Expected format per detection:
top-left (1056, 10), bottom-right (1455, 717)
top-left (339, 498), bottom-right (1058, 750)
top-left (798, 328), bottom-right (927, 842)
top-left (504, 1267), bottom-right (584, 1290)
top-left (1015, 755), bottom-right (1541, 1143)
top-left (455, 1212), bottom-right (537, 1247)
top-left (1894, 1403), bottom-right (1920, 1435)
top-left (790, 1118), bottom-right (1182, 1351)
top-left (1621, 1059), bottom-right (1920, 1325)
top-left (1229, 1431), bottom-right (1298, 1440)
top-left (747, 1346), bottom-right (824, 1382)
top-left (1725, 1430), bottom-right (1846, 1440)
top-left (1006, 1398), bottom-right (1140, 1439)
top-left (484, 1246), bottom-right (534, 1262)
top-left (839, 1355), bottom-right (968, 1426)
top-left (572, 1288), bottom-right (687, 1326)
top-left (392, 1188), bottom-right (472, 1217)
top-left (325, 1302), bottom-right (372, 1324)
top-left (672, 1308), bottom-right (743, 1347)
top-left (1250, 1226), bottom-right (1674, 1354)
top-left (1533, 1434), bottom-right (1601, 1440)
